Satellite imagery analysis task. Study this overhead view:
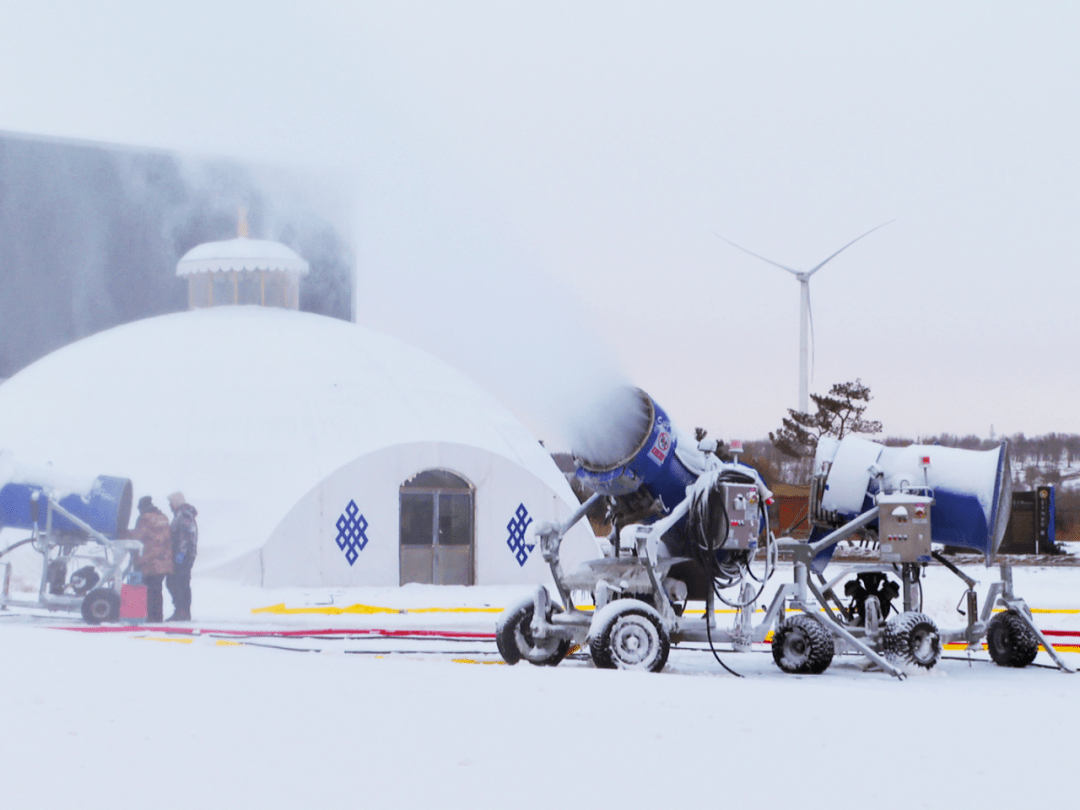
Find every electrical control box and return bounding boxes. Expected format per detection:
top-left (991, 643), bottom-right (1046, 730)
top-left (722, 482), bottom-right (761, 550)
top-left (877, 492), bottom-right (933, 563)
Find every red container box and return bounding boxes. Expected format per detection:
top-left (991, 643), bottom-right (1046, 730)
top-left (120, 584), bottom-right (147, 622)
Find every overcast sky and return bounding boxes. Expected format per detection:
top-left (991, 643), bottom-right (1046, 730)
top-left (2, 1), bottom-right (1078, 448)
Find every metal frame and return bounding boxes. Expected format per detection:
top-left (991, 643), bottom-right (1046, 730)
top-left (517, 490), bottom-right (1074, 678)
top-left (0, 492), bottom-right (141, 615)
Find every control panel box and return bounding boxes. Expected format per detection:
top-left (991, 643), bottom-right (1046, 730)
top-left (877, 492), bottom-right (933, 563)
top-left (722, 482), bottom-right (762, 550)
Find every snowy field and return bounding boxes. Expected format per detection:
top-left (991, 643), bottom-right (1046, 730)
top-left (2, 562), bottom-right (1079, 810)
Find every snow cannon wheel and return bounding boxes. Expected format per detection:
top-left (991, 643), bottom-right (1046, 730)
top-left (883, 611), bottom-right (941, 671)
top-left (986, 610), bottom-right (1039, 668)
top-left (495, 597), bottom-right (571, 667)
top-left (589, 600), bottom-right (670, 673)
top-left (771, 615), bottom-right (835, 674)
top-left (81, 588), bottom-right (121, 625)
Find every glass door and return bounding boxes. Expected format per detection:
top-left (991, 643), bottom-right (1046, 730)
top-left (399, 470), bottom-right (474, 585)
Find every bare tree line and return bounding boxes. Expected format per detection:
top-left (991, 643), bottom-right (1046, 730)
top-left (732, 432), bottom-right (1080, 488)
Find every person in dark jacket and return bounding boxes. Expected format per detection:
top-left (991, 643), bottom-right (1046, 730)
top-left (166, 492), bottom-right (198, 622)
top-left (132, 495), bottom-right (173, 623)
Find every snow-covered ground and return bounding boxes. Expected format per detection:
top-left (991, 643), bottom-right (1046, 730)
top-left (2, 562), bottom-right (1078, 810)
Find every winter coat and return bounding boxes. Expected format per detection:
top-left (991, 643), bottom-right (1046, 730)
top-left (133, 508), bottom-right (174, 576)
top-left (170, 503), bottom-right (198, 567)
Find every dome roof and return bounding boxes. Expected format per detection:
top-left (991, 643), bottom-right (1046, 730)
top-left (176, 237), bottom-right (310, 276)
top-left (0, 308), bottom-right (572, 570)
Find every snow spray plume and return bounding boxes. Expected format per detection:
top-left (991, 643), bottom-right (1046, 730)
top-left (0, 133), bottom-right (356, 379)
top-left (355, 145), bottom-right (635, 448)
top-left (565, 386), bottom-right (652, 469)
top-left (171, 155), bottom-right (357, 320)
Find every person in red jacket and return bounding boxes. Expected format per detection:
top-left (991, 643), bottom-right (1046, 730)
top-left (132, 495), bottom-right (173, 623)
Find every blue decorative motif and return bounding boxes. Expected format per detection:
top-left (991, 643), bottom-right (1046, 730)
top-left (335, 500), bottom-right (369, 566)
top-left (506, 504), bottom-right (535, 567)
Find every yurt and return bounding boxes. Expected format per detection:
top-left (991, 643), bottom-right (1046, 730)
top-left (0, 308), bottom-right (599, 587)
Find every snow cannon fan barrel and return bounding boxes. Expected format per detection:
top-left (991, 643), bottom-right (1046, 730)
top-left (572, 389), bottom-right (697, 512)
top-left (813, 436), bottom-right (1012, 565)
top-left (0, 473), bottom-right (133, 539)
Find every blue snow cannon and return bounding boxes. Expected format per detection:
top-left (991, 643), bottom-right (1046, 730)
top-left (0, 476), bottom-right (133, 538)
top-left (811, 436), bottom-right (1012, 567)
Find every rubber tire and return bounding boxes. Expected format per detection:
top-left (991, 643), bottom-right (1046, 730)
top-left (81, 588), bottom-right (121, 625)
top-left (883, 611), bottom-right (941, 670)
top-left (772, 615), bottom-right (835, 674)
top-left (589, 601), bottom-right (670, 673)
top-left (986, 610), bottom-right (1039, 668)
top-left (495, 599), bottom-right (571, 667)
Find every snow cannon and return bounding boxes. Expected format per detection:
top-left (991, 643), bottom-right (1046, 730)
top-left (0, 476), bottom-right (133, 539)
top-left (1, 454), bottom-right (141, 625)
top-left (494, 389), bottom-right (780, 674)
top-left (811, 436), bottom-right (1011, 566)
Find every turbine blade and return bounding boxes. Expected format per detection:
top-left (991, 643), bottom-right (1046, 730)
top-left (806, 219), bottom-right (896, 277)
top-left (713, 232), bottom-right (799, 275)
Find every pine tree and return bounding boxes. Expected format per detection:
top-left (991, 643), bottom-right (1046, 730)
top-left (770, 379), bottom-right (882, 458)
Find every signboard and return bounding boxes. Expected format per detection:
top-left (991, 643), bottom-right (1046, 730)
top-left (1035, 485), bottom-right (1056, 554)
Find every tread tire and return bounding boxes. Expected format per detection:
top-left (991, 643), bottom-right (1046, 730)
top-left (986, 610), bottom-right (1039, 668)
top-left (883, 611), bottom-right (941, 671)
top-left (772, 615), bottom-right (835, 674)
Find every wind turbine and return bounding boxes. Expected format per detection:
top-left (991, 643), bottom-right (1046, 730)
top-left (715, 221), bottom-right (893, 415)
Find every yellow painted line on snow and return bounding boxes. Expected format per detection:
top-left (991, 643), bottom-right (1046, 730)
top-left (452, 658), bottom-right (505, 665)
top-left (216, 640), bottom-right (243, 647)
top-left (253, 603), bottom-right (398, 616)
top-left (943, 642), bottom-right (1080, 653)
top-left (135, 636), bottom-right (194, 644)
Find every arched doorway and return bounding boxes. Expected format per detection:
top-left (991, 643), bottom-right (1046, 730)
top-left (399, 469), bottom-right (475, 585)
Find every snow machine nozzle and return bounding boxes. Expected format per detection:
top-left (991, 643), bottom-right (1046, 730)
top-left (572, 389), bottom-right (697, 510)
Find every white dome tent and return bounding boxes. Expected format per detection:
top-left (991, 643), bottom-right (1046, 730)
top-left (0, 308), bottom-right (597, 587)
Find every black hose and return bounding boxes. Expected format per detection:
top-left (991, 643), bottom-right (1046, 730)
top-left (697, 473), bottom-right (743, 677)
top-left (704, 604), bottom-right (743, 677)
top-left (0, 537), bottom-right (34, 560)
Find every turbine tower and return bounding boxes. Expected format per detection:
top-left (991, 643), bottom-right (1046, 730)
top-left (716, 221), bottom-right (892, 414)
